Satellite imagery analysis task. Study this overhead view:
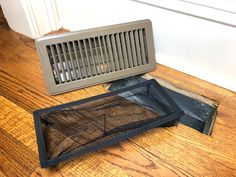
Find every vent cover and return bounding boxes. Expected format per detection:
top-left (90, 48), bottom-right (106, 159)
top-left (36, 20), bottom-right (156, 95)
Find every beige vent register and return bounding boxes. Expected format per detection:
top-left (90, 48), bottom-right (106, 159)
top-left (35, 19), bottom-right (156, 95)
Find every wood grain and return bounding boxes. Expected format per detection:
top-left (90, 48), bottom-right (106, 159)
top-left (0, 6), bottom-right (7, 27)
top-left (0, 24), bottom-right (236, 176)
top-left (0, 110), bottom-right (38, 177)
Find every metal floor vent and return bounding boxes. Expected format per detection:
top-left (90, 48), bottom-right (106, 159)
top-left (36, 19), bottom-right (156, 95)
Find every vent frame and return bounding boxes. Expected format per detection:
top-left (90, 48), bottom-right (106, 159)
top-left (36, 19), bottom-right (156, 95)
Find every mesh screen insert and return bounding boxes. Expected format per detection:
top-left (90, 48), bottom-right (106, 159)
top-left (34, 80), bottom-right (184, 168)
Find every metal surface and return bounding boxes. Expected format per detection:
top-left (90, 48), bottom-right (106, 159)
top-left (107, 75), bottom-right (218, 135)
top-left (34, 79), bottom-right (184, 168)
top-left (35, 19), bottom-right (156, 95)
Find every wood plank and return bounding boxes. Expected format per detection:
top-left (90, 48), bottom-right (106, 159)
top-left (0, 26), bottom-right (236, 176)
top-left (0, 170), bottom-right (7, 177)
top-left (0, 96), bottom-right (38, 177)
top-left (130, 124), bottom-right (236, 176)
top-left (31, 141), bottom-right (186, 177)
top-left (0, 96), bottom-right (38, 153)
top-left (0, 6), bottom-right (7, 26)
top-left (0, 128), bottom-right (37, 177)
top-left (0, 123), bottom-right (38, 177)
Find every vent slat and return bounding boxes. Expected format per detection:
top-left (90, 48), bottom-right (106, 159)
top-left (83, 39), bottom-right (93, 77)
top-left (62, 43), bottom-right (73, 81)
top-left (88, 38), bottom-right (98, 76)
top-left (125, 32), bottom-right (133, 68)
top-left (106, 35), bottom-right (115, 72)
top-left (120, 32), bottom-right (129, 69)
top-left (130, 31), bottom-right (138, 67)
top-left (111, 34), bottom-right (120, 71)
top-left (142, 29), bottom-right (149, 63)
top-left (102, 36), bottom-right (110, 73)
top-left (77, 40), bottom-right (88, 78)
top-left (138, 29), bottom-right (147, 65)
top-left (134, 30), bottom-right (142, 66)
top-left (56, 44), bottom-right (67, 82)
top-left (50, 45), bottom-right (62, 84)
top-left (116, 33), bottom-right (124, 70)
top-left (67, 42), bottom-right (79, 80)
top-left (70, 41), bottom-right (83, 79)
top-left (93, 38), bottom-right (102, 74)
top-left (98, 37), bottom-right (106, 73)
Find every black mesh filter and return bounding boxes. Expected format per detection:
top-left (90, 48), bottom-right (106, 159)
top-left (33, 79), bottom-right (184, 168)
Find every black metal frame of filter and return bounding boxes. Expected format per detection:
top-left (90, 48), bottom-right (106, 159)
top-left (33, 79), bottom-right (184, 168)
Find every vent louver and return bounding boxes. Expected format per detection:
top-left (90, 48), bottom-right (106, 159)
top-left (36, 20), bottom-right (156, 95)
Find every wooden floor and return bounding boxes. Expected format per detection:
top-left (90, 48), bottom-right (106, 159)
top-left (0, 24), bottom-right (236, 177)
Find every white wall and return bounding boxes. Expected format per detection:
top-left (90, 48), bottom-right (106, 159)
top-left (1, 0), bottom-right (236, 92)
top-left (0, 0), bottom-right (60, 38)
top-left (56, 0), bottom-right (236, 92)
top-left (0, 0), bottom-right (34, 37)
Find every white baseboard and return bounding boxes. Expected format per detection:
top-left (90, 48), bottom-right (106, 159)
top-left (157, 54), bottom-right (236, 92)
top-left (0, 0), bottom-right (61, 38)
